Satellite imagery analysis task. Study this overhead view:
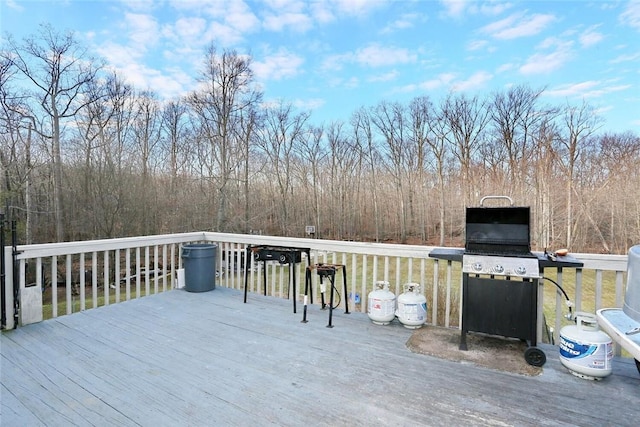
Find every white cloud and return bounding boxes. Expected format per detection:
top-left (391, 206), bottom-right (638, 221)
top-left (263, 12), bottom-right (313, 32)
top-left (354, 44), bottom-right (417, 68)
top-left (310, 2), bottom-right (335, 24)
top-left (467, 39), bottom-right (489, 51)
top-left (519, 39), bottom-right (573, 75)
top-left (4, 0), bottom-right (23, 11)
top-left (253, 49), bottom-right (304, 81)
top-left (400, 72), bottom-right (457, 92)
top-left (610, 52), bottom-right (640, 63)
top-left (331, 0), bottom-right (386, 16)
top-left (451, 71), bottom-right (493, 91)
top-left (519, 50), bottom-right (571, 75)
top-left (546, 81), bottom-right (631, 98)
top-left (579, 26), bottom-right (604, 48)
top-left (480, 12), bottom-right (556, 40)
top-left (124, 13), bottom-right (160, 47)
top-left (225, 0), bottom-right (261, 32)
top-left (496, 62), bottom-right (515, 73)
top-left (439, 0), bottom-right (467, 18)
top-left (262, 0), bottom-right (313, 32)
top-left (173, 17), bottom-right (207, 41)
top-left (119, 0), bottom-right (156, 13)
top-left (321, 44), bottom-right (416, 72)
top-left (368, 70), bottom-right (400, 82)
top-left (440, 0), bottom-right (513, 18)
top-left (620, 0), bottom-right (640, 30)
top-left (380, 13), bottom-right (421, 34)
top-left (292, 97), bottom-right (325, 111)
top-left (203, 21), bottom-right (245, 45)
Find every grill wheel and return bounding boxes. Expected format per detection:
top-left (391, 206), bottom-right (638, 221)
top-left (524, 347), bottom-right (547, 367)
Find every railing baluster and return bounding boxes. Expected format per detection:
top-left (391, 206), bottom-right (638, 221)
top-left (372, 255), bottom-right (378, 285)
top-left (154, 245), bottom-right (159, 294)
top-left (115, 249), bottom-right (121, 303)
top-left (52, 255), bottom-right (57, 318)
top-left (595, 269), bottom-right (603, 311)
top-left (66, 254), bottom-right (72, 315)
top-left (144, 246), bottom-right (150, 296)
top-left (420, 258), bottom-right (426, 316)
top-left (36, 257), bottom-right (42, 300)
top-left (162, 245), bottom-right (168, 292)
top-left (125, 248), bottom-right (131, 300)
top-left (135, 247), bottom-right (141, 299)
top-left (554, 268), bottom-right (564, 343)
top-left (445, 260), bottom-right (452, 328)
top-left (169, 244), bottom-right (175, 291)
top-left (575, 268), bottom-right (583, 313)
top-left (432, 259), bottom-right (439, 326)
top-left (104, 250), bottom-right (110, 306)
top-left (350, 253), bottom-right (357, 309)
top-left (92, 252), bottom-right (98, 309)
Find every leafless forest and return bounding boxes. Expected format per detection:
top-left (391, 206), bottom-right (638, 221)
top-left (2, 25), bottom-right (639, 254)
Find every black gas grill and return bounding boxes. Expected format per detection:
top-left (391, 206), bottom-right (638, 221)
top-left (431, 196), bottom-right (582, 367)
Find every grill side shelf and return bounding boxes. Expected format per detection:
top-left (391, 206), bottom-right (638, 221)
top-left (429, 248), bottom-right (464, 262)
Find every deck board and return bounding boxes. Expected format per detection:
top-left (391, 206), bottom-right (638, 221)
top-left (2, 286), bottom-right (639, 426)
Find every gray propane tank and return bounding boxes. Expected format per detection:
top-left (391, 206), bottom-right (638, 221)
top-left (559, 312), bottom-right (613, 380)
top-left (367, 281), bottom-right (396, 325)
top-left (395, 283), bottom-right (427, 329)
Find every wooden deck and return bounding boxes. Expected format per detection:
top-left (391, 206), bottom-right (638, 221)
top-left (2, 286), bottom-right (639, 426)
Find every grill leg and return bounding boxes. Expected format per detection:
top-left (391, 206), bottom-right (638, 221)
top-left (460, 330), bottom-right (468, 351)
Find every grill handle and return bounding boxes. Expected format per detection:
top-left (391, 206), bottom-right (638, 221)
top-left (480, 195), bottom-right (514, 207)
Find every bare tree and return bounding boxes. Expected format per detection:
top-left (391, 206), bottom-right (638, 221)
top-left (489, 85), bottom-right (544, 197)
top-left (296, 124), bottom-right (327, 237)
top-left (555, 100), bottom-right (604, 248)
top-left (188, 45), bottom-right (262, 231)
top-left (370, 101), bottom-right (409, 242)
top-left (255, 101), bottom-right (310, 235)
top-left (407, 96), bottom-right (435, 242)
top-left (351, 107), bottom-right (381, 241)
top-left (597, 132), bottom-right (640, 251)
top-left (324, 121), bottom-right (360, 238)
top-left (1, 24), bottom-right (102, 241)
top-left (441, 93), bottom-right (490, 207)
top-left (429, 100), bottom-right (452, 246)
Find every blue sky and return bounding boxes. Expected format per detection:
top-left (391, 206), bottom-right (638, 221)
top-left (2, 0), bottom-right (639, 133)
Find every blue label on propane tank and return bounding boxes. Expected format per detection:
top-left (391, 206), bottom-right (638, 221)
top-left (559, 336), bottom-right (597, 359)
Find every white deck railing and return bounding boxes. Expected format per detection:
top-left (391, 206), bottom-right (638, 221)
top-left (1, 232), bottom-right (630, 353)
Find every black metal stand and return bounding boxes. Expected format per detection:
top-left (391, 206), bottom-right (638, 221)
top-left (460, 274), bottom-right (538, 345)
top-left (302, 263), bottom-right (349, 327)
top-left (243, 245), bottom-right (310, 313)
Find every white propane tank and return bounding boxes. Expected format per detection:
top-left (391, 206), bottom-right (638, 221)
top-left (368, 281), bottom-right (396, 325)
top-left (559, 312), bottom-right (613, 380)
top-left (395, 283), bottom-right (427, 329)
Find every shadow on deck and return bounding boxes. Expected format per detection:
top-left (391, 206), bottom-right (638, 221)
top-left (1, 286), bottom-right (638, 426)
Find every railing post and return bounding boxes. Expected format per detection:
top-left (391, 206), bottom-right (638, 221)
top-left (1, 212), bottom-right (6, 329)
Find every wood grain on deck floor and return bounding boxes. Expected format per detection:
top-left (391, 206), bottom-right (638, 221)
top-left (1, 286), bottom-right (638, 426)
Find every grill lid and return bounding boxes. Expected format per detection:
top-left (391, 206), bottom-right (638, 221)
top-left (464, 196), bottom-right (531, 255)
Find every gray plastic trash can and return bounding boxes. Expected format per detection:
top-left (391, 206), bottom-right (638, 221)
top-left (181, 243), bottom-right (217, 292)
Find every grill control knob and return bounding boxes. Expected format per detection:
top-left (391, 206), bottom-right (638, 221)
top-left (494, 264), bottom-right (504, 274)
top-left (516, 266), bottom-right (527, 275)
top-left (473, 262), bottom-right (483, 272)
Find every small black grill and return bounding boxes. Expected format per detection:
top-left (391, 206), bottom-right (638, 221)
top-left (430, 196), bottom-right (584, 367)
